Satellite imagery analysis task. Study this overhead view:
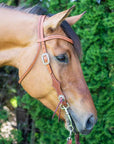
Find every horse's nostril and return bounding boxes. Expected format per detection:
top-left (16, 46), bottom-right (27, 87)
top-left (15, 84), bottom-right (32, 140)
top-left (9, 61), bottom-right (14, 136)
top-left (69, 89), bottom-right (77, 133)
top-left (86, 115), bottom-right (96, 130)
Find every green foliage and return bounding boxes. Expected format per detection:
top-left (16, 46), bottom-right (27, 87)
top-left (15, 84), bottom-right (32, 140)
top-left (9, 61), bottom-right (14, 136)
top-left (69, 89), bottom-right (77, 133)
top-left (19, 0), bottom-right (41, 6)
top-left (0, 0), bottom-right (113, 144)
top-left (0, 129), bottom-right (23, 144)
top-left (17, 94), bottom-right (70, 144)
top-left (0, 107), bottom-right (23, 143)
top-left (0, 109), bottom-right (8, 122)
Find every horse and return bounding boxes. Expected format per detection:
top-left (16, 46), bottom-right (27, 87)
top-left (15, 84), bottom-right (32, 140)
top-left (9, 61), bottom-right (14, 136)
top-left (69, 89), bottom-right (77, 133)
top-left (0, 3), bottom-right (97, 143)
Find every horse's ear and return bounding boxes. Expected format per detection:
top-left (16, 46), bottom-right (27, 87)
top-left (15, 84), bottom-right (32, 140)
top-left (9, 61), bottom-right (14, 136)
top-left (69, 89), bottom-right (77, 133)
top-left (65, 11), bottom-right (86, 26)
top-left (44, 6), bottom-right (75, 33)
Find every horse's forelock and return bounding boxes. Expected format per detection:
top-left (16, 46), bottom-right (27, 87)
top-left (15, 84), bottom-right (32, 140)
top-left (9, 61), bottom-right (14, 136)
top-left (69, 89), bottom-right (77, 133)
top-left (61, 21), bottom-right (82, 58)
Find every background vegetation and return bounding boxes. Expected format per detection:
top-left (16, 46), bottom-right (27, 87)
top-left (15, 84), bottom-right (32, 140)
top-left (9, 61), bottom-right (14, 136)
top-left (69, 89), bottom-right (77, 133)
top-left (0, 0), bottom-right (113, 144)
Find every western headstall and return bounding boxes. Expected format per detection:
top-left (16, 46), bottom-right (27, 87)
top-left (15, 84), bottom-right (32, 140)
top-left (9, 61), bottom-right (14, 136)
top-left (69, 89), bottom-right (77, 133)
top-left (19, 15), bottom-right (80, 144)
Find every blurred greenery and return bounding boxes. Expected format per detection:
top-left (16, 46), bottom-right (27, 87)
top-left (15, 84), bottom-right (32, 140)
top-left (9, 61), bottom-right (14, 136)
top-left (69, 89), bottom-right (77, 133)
top-left (0, 0), bottom-right (113, 144)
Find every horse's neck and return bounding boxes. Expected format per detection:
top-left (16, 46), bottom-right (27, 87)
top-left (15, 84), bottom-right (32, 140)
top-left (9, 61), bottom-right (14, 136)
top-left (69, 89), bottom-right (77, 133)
top-left (0, 8), bottom-right (38, 68)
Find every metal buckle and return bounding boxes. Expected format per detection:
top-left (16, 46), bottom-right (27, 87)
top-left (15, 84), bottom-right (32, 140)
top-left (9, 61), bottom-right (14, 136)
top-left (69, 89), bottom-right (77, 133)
top-left (67, 136), bottom-right (72, 141)
top-left (59, 95), bottom-right (65, 101)
top-left (67, 128), bottom-right (73, 142)
top-left (61, 103), bottom-right (74, 133)
top-left (41, 53), bottom-right (50, 65)
top-left (61, 102), bottom-right (69, 110)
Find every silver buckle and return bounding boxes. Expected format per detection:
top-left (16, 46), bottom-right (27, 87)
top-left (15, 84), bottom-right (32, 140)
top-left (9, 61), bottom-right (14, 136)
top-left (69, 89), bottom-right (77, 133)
top-left (61, 103), bottom-right (70, 110)
top-left (41, 53), bottom-right (50, 65)
top-left (59, 95), bottom-right (65, 101)
top-left (61, 103), bottom-right (74, 132)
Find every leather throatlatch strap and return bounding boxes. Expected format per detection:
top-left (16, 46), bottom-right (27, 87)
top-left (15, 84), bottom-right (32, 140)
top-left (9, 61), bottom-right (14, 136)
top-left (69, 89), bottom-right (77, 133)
top-left (18, 16), bottom-right (43, 84)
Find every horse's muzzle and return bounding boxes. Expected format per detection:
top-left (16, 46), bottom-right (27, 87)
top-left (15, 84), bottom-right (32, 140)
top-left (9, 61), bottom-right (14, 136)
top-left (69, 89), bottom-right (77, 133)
top-left (67, 108), bottom-right (97, 135)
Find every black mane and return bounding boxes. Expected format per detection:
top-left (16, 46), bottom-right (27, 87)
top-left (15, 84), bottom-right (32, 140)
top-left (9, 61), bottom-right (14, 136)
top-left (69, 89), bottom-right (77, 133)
top-left (0, 3), bottom-right (82, 58)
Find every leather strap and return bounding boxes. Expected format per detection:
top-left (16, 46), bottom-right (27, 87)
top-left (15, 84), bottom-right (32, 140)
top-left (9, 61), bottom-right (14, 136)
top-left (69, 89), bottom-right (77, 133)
top-left (19, 15), bottom-right (74, 107)
top-left (37, 35), bottom-right (73, 44)
top-left (75, 133), bottom-right (80, 144)
top-left (39, 15), bottom-right (67, 106)
top-left (18, 16), bottom-right (42, 84)
top-left (67, 139), bottom-right (72, 144)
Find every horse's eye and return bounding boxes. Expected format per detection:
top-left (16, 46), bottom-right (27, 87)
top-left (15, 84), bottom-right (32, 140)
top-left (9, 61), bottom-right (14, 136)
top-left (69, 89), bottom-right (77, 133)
top-left (55, 53), bottom-right (69, 64)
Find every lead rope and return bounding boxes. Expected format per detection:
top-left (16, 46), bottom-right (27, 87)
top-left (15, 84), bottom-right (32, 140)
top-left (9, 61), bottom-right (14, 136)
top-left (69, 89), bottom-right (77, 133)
top-left (67, 133), bottom-right (80, 144)
top-left (75, 133), bottom-right (81, 144)
top-left (67, 138), bottom-right (72, 144)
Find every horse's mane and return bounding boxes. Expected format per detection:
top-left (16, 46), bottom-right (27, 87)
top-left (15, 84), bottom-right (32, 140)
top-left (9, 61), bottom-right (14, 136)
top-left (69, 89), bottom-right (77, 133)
top-left (0, 3), bottom-right (82, 58)
top-left (0, 3), bottom-right (47, 14)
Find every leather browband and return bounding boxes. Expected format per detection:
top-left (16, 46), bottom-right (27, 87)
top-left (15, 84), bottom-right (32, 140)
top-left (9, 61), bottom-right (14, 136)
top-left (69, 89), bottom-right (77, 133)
top-left (37, 35), bottom-right (73, 44)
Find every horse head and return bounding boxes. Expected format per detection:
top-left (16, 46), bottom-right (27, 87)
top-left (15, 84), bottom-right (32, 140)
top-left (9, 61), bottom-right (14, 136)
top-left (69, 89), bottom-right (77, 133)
top-left (19, 6), bottom-right (97, 135)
